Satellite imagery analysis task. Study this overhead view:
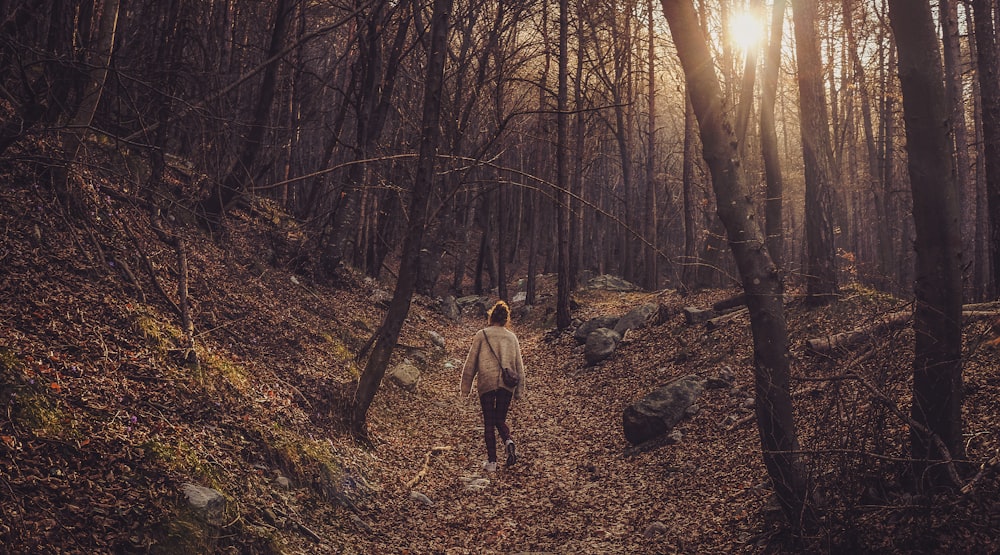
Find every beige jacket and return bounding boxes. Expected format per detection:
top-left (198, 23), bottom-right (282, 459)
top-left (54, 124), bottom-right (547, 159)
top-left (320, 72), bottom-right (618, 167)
top-left (460, 326), bottom-right (526, 398)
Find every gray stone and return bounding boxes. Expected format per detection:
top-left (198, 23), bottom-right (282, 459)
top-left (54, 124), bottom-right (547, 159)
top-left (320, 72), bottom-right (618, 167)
top-left (409, 490), bottom-right (434, 506)
top-left (574, 316), bottom-right (620, 344)
top-left (181, 483), bottom-right (225, 517)
top-left (387, 362), bottom-right (420, 391)
top-left (586, 274), bottom-right (641, 292)
top-left (643, 521), bottom-right (669, 538)
top-left (427, 330), bottom-right (446, 350)
top-left (584, 328), bottom-right (621, 365)
top-left (439, 296), bottom-right (460, 320)
top-left (682, 306), bottom-right (714, 325)
top-left (512, 291), bottom-right (527, 304)
top-left (706, 366), bottom-right (736, 389)
top-left (622, 374), bottom-right (705, 445)
top-left (613, 303), bottom-right (659, 335)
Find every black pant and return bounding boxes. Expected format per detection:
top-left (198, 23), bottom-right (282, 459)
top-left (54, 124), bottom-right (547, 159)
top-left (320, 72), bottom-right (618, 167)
top-left (479, 388), bottom-right (513, 462)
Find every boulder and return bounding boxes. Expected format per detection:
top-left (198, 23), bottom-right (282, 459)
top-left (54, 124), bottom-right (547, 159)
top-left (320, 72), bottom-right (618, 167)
top-left (439, 296), bottom-right (460, 320)
top-left (706, 366), bottom-right (735, 389)
top-left (573, 316), bottom-right (620, 344)
top-left (181, 483), bottom-right (225, 519)
top-left (586, 274), bottom-right (641, 292)
top-left (426, 330), bottom-right (446, 350)
top-left (584, 328), bottom-right (621, 365)
top-left (682, 306), bottom-right (713, 325)
top-left (613, 303), bottom-right (659, 336)
top-left (622, 374), bottom-right (705, 445)
top-left (387, 362), bottom-right (420, 391)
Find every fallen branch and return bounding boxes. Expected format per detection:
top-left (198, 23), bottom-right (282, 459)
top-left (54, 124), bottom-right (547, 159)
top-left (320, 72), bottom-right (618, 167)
top-left (961, 451), bottom-right (1000, 495)
top-left (706, 307), bottom-right (749, 331)
top-left (805, 310), bottom-right (911, 355)
top-left (405, 446), bottom-right (453, 489)
top-left (806, 308), bottom-right (1000, 355)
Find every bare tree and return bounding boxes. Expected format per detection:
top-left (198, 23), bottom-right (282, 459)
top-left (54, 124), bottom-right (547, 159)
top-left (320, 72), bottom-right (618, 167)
top-left (971, 0), bottom-right (1000, 297)
top-left (660, 0), bottom-right (809, 526)
top-left (760, 0), bottom-right (786, 268)
top-left (887, 0), bottom-right (966, 487)
top-left (792, 0), bottom-right (838, 304)
top-left (556, 0), bottom-right (572, 329)
top-left (352, 0), bottom-right (452, 440)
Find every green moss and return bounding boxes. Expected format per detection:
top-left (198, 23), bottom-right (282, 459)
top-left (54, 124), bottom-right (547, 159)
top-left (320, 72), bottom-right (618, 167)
top-left (201, 352), bottom-right (250, 393)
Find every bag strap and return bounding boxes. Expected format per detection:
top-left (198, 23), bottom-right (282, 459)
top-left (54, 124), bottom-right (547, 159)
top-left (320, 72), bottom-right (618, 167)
top-left (481, 329), bottom-right (502, 367)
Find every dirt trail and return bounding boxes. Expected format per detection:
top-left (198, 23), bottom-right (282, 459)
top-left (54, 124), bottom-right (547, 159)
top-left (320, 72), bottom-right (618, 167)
top-left (321, 299), bottom-right (763, 554)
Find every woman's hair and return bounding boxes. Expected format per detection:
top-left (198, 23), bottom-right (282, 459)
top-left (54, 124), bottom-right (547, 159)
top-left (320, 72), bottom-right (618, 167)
top-left (487, 300), bottom-right (510, 326)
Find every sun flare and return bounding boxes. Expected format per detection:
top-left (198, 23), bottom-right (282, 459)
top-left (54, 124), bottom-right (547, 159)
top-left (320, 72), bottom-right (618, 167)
top-left (728, 10), bottom-right (764, 52)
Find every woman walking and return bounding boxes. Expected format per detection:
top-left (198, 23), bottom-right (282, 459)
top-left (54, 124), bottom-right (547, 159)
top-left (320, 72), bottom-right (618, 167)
top-left (461, 300), bottom-right (526, 472)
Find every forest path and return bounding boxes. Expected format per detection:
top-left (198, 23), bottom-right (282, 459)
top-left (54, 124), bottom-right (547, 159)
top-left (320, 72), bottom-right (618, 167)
top-left (326, 291), bottom-right (765, 554)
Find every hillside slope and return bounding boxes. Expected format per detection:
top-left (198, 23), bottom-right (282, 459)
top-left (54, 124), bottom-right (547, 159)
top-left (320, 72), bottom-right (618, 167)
top-left (2, 165), bottom-right (999, 553)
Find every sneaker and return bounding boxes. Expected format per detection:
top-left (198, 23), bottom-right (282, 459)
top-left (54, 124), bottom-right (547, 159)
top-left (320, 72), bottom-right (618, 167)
top-left (482, 461), bottom-right (497, 473)
top-left (505, 439), bottom-right (517, 466)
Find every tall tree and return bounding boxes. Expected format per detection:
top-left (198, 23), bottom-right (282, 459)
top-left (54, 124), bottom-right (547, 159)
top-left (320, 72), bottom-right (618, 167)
top-left (760, 0), bottom-right (786, 268)
top-left (792, 0), bottom-right (838, 304)
top-left (201, 0), bottom-right (289, 224)
top-left (887, 0), bottom-right (965, 486)
top-left (351, 0), bottom-right (451, 440)
top-left (971, 0), bottom-right (1000, 297)
top-left (556, 0), bottom-right (572, 329)
top-left (660, 0), bottom-right (809, 526)
top-left (55, 0), bottom-right (120, 214)
top-left (940, 0), bottom-right (976, 300)
top-left (644, 0), bottom-right (659, 290)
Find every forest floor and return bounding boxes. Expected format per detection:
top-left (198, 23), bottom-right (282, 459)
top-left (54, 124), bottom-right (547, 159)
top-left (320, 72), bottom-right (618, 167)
top-left (2, 166), bottom-right (1000, 554)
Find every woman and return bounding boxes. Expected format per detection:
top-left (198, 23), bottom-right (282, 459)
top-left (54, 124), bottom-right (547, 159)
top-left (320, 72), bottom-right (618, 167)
top-left (461, 300), bottom-right (526, 472)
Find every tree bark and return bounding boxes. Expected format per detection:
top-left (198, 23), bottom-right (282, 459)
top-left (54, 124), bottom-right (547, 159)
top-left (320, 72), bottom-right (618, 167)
top-left (556, 0), bottom-right (572, 329)
top-left (971, 0), bottom-right (1000, 298)
top-left (644, 0), bottom-right (659, 291)
top-left (760, 0), bottom-right (786, 269)
top-left (201, 0), bottom-right (288, 225)
top-left (792, 0), bottom-right (838, 304)
top-left (55, 0), bottom-right (120, 214)
top-left (940, 0), bottom-right (976, 301)
top-left (661, 0), bottom-right (809, 527)
top-left (351, 0), bottom-right (451, 440)
top-left (888, 0), bottom-right (966, 486)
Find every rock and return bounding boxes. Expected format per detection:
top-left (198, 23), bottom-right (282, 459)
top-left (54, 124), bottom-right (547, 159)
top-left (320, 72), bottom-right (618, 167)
top-left (512, 291), bottom-right (527, 304)
top-left (573, 316), bottom-right (619, 344)
top-left (427, 330), bottom-right (446, 350)
top-left (584, 328), bottom-right (621, 365)
top-left (586, 274), bottom-right (641, 292)
top-left (372, 289), bottom-right (392, 308)
top-left (613, 303), bottom-right (659, 336)
top-left (682, 306), bottom-right (713, 325)
top-left (643, 521), bottom-right (669, 538)
top-left (387, 362), bottom-right (420, 391)
top-left (409, 490), bottom-right (434, 506)
top-left (439, 296), bottom-right (460, 320)
top-left (741, 397), bottom-right (756, 410)
top-left (706, 366), bottom-right (735, 389)
top-left (668, 429), bottom-right (683, 443)
top-left (181, 483), bottom-right (225, 518)
top-left (684, 404), bottom-right (700, 417)
top-left (622, 374), bottom-right (705, 445)
top-left (273, 470), bottom-right (291, 489)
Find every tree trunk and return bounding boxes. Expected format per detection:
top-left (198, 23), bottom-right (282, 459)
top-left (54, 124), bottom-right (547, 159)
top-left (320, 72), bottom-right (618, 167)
top-left (661, 0), bottom-right (809, 527)
top-left (760, 0), bottom-right (786, 269)
top-left (201, 0), bottom-right (288, 224)
top-left (792, 0), bottom-right (838, 304)
top-left (644, 0), bottom-right (659, 291)
top-left (326, 1), bottom-right (411, 275)
top-left (55, 0), bottom-right (120, 214)
top-left (556, 0), bottom-right (572, 329)
top-left (971, 0), bottom-right (1000, 298)
top-left (940, 0), bottom-right (975, 301)
top-left (351, 0), bottom-right (451, 440)
top-left (681, 92), bottom-right (699, 290)
top-left (888, 0), bottom-right (966, 486)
